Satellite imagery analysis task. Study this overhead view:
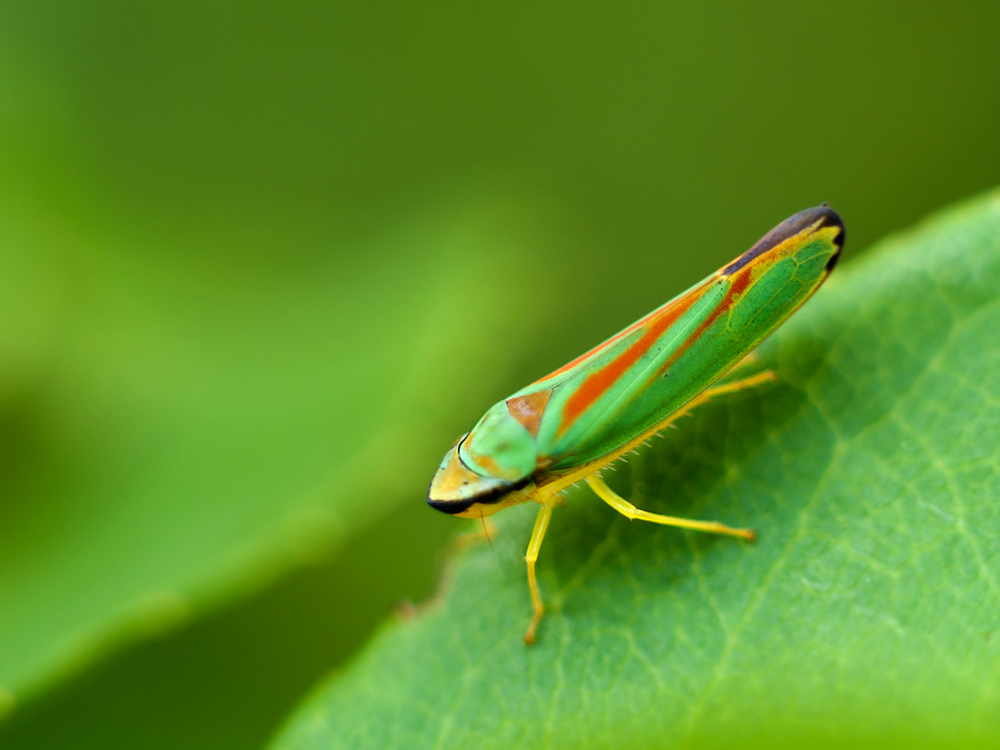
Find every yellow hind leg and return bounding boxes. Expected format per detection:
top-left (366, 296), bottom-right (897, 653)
top-left (586, 474), bottom-right (755, 541)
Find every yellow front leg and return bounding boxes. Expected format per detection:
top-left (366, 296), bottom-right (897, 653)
top-left (523, 500), bottom-right (555, 645)
top-left (586, 475), bottom-right (755, 541)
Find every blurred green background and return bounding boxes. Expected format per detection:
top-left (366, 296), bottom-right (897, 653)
top-left (0, 0), bottom-right (998, 748)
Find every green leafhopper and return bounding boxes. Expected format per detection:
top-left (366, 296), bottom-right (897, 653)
top-left (428, 206), bottom-right (844, 643)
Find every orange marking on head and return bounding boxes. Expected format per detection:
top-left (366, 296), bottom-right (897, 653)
top-left (468, 450), bottom-right (503, 477)
top-left (506, 389), bottom-right (553, 438)
top-left (431, 446), bottom-right (486, 497)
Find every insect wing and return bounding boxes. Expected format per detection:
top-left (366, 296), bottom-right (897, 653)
top-left (525, 205), bottom-right (843, 471)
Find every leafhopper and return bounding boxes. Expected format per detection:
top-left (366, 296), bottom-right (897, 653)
top-left (427, 206), bottom-right (844, 643)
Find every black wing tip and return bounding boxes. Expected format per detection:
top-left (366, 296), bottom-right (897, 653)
top-left (814, 204), bottom-right (845, 249)
top-left (723, 204), bottom-right (845, 277)
top-left (812, 203), bottom-right (845, 272)
top-left (791, 204), bottom-right (843, 240)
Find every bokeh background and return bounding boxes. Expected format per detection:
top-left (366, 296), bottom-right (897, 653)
top-left (1, 1), bottom-right (998, 748)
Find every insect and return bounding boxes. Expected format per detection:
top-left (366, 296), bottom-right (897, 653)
top-left (427, 205), bottom-right (844, 643)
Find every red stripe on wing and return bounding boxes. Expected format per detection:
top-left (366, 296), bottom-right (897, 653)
top-left (555, 278), bottom-right (712, 436)
top-left (656, 264), bottom-right (753, 374)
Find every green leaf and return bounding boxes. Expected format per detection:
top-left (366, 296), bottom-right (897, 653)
top-left (272, 191), bottom-right (1000, 749)
top-left (0, 198), bottom-right (573, 712)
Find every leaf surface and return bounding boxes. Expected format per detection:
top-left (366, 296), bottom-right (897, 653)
top-left (273, 192), bottom-right (1000, 749)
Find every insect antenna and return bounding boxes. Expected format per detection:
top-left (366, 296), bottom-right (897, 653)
top-left (480, 509), bottom-right (500, 571)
